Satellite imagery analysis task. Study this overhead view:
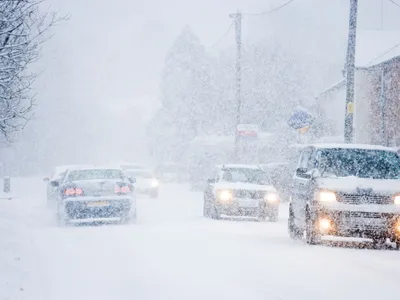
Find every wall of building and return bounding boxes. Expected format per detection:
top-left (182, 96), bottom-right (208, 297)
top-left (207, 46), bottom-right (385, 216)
top-left (354, 69), bottom-right (376, 144)
top-left (313, 81), bottom-right (345, 139)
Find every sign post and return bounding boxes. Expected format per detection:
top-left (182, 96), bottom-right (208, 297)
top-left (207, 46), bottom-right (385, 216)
top-left (235, 124), bottom-right (259, 164)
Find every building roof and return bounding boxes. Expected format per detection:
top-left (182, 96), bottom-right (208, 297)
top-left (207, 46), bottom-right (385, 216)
top-left (356, 30), bottom-right (400, 68)
top-left (315, 30), bottom-right (400, 99)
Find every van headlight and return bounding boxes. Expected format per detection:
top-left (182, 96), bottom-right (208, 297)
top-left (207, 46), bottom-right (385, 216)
top-left (316, 190), bottom-right (337, 203)
top-left (217, 190), bottom-right (233, 202)
top-left (394, 194), bottom-right (400, 204)
top-left (265, 192), bottom-right (279, 203)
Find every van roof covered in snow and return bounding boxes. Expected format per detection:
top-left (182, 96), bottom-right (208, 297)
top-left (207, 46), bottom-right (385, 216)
top-left (311, 143), bottom-right (397, 152)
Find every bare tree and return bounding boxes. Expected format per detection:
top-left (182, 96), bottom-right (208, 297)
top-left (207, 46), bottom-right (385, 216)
top-left (0, 0), bottom-right (62, 140)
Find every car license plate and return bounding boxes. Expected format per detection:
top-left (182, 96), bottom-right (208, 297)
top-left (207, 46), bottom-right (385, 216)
top-left (87, 201), bottom-right (110, 207)
top-left (238, 199), bottom-right (259, 208)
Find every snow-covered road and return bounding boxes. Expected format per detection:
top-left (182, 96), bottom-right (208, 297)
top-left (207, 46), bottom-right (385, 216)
top-left (1, 177), bottom-right (400, 300)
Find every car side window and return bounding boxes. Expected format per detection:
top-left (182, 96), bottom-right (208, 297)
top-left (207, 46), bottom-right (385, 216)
top-left (307, 149), bottom-right (317, 170)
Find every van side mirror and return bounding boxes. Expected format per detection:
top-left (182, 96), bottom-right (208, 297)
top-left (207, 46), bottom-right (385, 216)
top-left (128, 177), bottom-right (136, 184)
top-left (50, 180), bottom-right (59, 187)
top-left (296, 168), bottom-right (310, 178)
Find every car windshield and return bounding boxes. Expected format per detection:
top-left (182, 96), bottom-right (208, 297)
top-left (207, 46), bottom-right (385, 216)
top-left (318, 149), bottom-right (400, 179)
top-left (67, 169), bottom-right (124, 181)
top-left (221, 168), bottom-right (270, 185)
top-left (125, 170), bottom-right (153, 178)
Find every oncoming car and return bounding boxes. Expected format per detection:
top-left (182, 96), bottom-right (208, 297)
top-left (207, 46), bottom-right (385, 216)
top-left (203, 164), bottom-right (280, 221)
top-left (289, 144), bottom-right (400, 249)
top-left (123, 169), bottom-right (159, 198)
top-left (53, 166), bottom-right (136, 226)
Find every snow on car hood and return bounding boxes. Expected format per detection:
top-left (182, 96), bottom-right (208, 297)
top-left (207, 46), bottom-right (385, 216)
top-left (213, 182), bottom-right (277, 193)
top-left (317, 177), bottom-right (400, 194)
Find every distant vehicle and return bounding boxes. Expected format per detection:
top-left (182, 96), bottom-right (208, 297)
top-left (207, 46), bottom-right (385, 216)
top-left (203, 164), bottom-right (280, 221)
top-left (124, 169), bottom-right (159, 198)
top-left (120, 163), bottom-right (147, 171)
top-left (289, 143), bottom-right (400, 249)
top-left (155, 162), bottom-right (185, 183)
top-left (43, 164), bottom-right (92, 209)
top-left (52, 166), bottom-right (136, 226)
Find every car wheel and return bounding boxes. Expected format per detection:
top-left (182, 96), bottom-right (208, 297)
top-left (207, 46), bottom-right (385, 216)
top-left (305, 211), bottom-right (321, 245)
top-left (372, 237), bottom-right (386, 249)
top-left (269, 210), bottom-right (279, 222)
top-left (395, 240), bottom-right (400, 250)
top-left (210, 203), bottom-right (220, 220)
top-left (288, 206), bottom-right (302, 240)
top-left (203, 197), bottom-right (210, 217)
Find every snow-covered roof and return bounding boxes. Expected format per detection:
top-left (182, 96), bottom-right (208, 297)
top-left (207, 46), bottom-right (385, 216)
top-left (356, 30), bottom-right (400, 68)
top-left (54, 165), bottom-right (93, 174)
top-left (219, 164), bottom-right (262, 170)
top-left (66, 165), bottom-right (123, 172)
top-left (311, 143), bottom-right (397, 152)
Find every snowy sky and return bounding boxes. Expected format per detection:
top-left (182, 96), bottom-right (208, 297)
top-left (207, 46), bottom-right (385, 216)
top-left (11, 0), bottom-right (400, 173)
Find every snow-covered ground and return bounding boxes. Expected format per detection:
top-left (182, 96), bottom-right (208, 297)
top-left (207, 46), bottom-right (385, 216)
top-left (1, 177), bottom-right (400, 300)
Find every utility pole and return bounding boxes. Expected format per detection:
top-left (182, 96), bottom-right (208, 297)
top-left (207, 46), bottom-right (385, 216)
top-left (344, 0), bottom-right (358, 144)
top-left (229, 11), bottom-right (242, 161)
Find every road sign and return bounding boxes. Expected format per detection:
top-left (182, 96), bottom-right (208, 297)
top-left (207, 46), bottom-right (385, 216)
top-left (236, 124), bottom-right (258, 137)
top-left (287, 107), bottom-right (314, 130)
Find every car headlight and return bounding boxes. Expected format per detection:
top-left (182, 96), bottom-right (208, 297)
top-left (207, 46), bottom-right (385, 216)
top-left (151, 179), bottom-right (159, 187)
top-left (316, 190), bottom-right (337, 203)
top-left (217, 190), bottom-right (233, 202)
top-left (394, 195), bottom-right (400, 205)
top-left (265, 192), bottom-right (279, 203)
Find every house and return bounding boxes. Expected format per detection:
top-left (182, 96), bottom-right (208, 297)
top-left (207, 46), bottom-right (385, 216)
top-left (313, 30), bottom-right (400, 146)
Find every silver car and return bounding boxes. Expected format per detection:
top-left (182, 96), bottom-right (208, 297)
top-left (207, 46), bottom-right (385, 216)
top-left (53, 166), bottom-right (136, 226)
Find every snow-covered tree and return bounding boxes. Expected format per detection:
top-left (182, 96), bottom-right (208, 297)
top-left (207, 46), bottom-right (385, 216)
top-left (0, 0), bottom-right (60, 139)
top-left (149, 26), bottom-right (210, 161)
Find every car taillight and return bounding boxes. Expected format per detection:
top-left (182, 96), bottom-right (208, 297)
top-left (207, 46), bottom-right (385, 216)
top-left (115, 185), bottom-right (130, 194)
top-left (64, 188), bottom-right (83, 196)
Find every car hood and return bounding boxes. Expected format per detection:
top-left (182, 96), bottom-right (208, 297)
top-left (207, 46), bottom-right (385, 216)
top-left (213, 182), bottom-right (277, 193)
top-left (317, 177), bottom-right (400, 195)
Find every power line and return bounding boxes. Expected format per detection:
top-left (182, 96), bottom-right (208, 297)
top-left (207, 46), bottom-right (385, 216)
top-left (242, 0), bottom-right (296, 16)
top-left (209, 21), bottom-right (235, 48)
top-left (388, 0), bottom-right (400, 8)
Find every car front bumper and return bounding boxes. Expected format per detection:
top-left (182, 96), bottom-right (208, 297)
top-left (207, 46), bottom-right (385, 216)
top-left (216, 199), bottom-right (279, 217)
top-left (313, 203), bottom-right (400, 239)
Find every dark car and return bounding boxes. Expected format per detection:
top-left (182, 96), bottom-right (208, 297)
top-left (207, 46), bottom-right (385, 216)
top-left (53, 166), bottom-right (136, 226)
top-left (289, 143), bottom-right (400, 249)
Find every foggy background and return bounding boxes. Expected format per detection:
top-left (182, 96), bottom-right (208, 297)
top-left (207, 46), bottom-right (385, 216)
top-left (2, 0), bottom-right (400, 176)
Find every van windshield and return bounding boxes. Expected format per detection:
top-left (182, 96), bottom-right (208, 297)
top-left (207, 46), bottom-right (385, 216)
top-left (318, 149), bottom-right (400, 180)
